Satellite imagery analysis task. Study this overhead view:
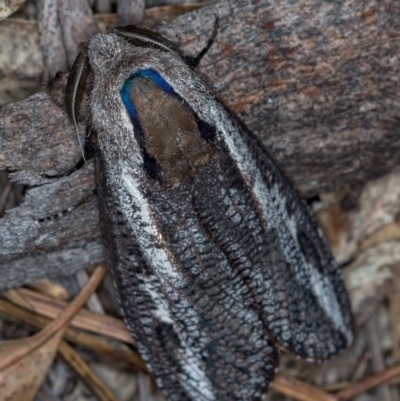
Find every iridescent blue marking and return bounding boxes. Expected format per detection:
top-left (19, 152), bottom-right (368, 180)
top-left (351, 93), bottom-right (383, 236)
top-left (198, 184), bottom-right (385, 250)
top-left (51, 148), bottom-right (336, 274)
top-left (120, 68), bottom-right (216, 146)
top-left (120, 68), bottom-right (215, 179)
top-left (121, 70), bottom-right (174, 114)
top-left (120, 70), bottom-right (164, 179)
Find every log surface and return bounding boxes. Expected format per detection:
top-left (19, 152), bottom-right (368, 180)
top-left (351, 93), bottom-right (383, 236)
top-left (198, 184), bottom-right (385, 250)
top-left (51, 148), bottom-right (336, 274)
top-left (1, 0), bottom-right (400, 290)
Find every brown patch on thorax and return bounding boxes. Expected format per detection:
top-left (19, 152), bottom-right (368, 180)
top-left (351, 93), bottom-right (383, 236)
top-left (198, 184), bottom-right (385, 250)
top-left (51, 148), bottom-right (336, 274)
top-left (129, 77), bottom-right (215, 183)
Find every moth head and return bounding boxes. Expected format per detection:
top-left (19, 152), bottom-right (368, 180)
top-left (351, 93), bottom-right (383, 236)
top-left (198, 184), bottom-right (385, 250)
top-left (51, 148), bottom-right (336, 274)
top-left (88, 33), bottom-right (127, 73)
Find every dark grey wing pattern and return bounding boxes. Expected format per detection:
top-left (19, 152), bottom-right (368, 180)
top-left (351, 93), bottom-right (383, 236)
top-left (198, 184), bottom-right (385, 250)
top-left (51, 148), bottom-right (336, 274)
top-left (94, 148), bottom-right (278, 401)
top-left (205, 124), bottom-right (353, 361)
top-left (93, 106), bottom-right (352, 401)
top-left (95, 151), bottom-right (198, 401)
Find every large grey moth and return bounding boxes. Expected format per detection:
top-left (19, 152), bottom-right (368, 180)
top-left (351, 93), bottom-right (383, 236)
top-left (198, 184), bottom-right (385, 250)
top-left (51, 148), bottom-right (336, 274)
top-left (64, 20), bottom-right (353, 401)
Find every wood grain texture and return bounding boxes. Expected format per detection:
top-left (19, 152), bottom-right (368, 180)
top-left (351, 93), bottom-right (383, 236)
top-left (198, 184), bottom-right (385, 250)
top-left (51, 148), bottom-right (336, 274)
top-left (0, 0), bottom-right (399, 290)
top-left (117, 0), bottom-right (145, 25)
top-left (166, 0), bottom-right (400, 195)
top-left (57, 0), bottom-right (97, 68)
top-left (37, 0), bottom-right (68, 81)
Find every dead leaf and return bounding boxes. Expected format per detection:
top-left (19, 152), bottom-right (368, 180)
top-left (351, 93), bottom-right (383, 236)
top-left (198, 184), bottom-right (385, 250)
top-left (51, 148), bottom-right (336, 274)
top-left (0, 0), bottom-right (26, 21)
top-left (316, 170), bottom-right (400, 264)
top-left (0, 330), bottom-right (64, 400)
top-left (0, 265), bottom-right (107, 401)
top-left (343, 241), bottom-right (398, 326)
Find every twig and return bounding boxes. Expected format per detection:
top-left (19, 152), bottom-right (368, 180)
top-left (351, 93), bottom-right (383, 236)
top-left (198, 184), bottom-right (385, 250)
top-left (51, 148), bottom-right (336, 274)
top-left (75, 269), bottom-right (105, 314)
top-left (0, 297), bottom-right (147, 371)
top-left (366, 314), bottom-right (391, 401)
top-left (271, 373), bottom-right (337, 401)
top-left (59, 341), bottom-right (119, 401)
top-left (0, 264), bottom-right (107, 371)
top-left (2, 286), bottom-right (133, 344)
top-left (336, 364), bottom-right (400, 400)
top-left (351, 348), bottom-right (370, 383)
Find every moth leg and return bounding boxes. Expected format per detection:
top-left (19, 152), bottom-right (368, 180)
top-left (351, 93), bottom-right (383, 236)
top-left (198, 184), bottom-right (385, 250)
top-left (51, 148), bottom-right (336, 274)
top-left (185, 16), bottom-right (219, 67)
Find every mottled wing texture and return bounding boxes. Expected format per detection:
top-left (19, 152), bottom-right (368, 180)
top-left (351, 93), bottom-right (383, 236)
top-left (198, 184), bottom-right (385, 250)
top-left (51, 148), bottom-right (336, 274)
top-left (85, 32), bottom-right (353, 401)
top-left (94, 145), bottom-right (278, 401)
top-left (214, 123), bottom-right (353, 360)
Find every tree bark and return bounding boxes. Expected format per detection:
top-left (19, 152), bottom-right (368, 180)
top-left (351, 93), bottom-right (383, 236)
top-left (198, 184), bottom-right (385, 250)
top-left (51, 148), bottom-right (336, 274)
top-left (1, 0), bottom-right (400, 290)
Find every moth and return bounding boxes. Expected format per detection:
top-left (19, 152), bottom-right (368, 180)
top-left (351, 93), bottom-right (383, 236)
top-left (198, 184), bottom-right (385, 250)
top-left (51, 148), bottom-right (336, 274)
top-left (64, 19), bottom-right (353, 401)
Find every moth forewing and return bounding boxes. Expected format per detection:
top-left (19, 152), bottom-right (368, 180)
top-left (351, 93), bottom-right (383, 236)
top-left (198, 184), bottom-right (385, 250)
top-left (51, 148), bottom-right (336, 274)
top-left (65, 27), bottom-right (353, 401)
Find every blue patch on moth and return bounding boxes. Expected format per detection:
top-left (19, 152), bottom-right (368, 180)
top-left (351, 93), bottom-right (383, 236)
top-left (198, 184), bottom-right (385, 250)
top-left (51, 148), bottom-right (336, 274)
top-left (121, 69), bottom-right (174, 105)
top-left (120, 69), bottom-right (174, 120)
top-left (120, 69), bottom-right (164, 179)
top-left (120, 68), bottom-right (216, 146)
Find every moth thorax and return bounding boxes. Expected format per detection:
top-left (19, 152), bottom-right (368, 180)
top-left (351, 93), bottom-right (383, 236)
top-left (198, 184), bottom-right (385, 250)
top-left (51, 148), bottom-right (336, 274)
top-left (129, 76), bottom-right (214, 183)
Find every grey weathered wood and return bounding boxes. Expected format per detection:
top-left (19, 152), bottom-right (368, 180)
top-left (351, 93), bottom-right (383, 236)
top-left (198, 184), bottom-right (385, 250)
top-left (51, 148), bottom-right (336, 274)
top-left (37, 0), bottom-right (68, 81)
top-left (1, 0), bottom-right (400, 290)
top-left (36, 0), bottom-right (97, 81)
top-left (117, 0), bottom-right (145, 25)
top-left (95, 0), bottom-right (111, 14)
top-left (57, 0), bottom-right (97, 67)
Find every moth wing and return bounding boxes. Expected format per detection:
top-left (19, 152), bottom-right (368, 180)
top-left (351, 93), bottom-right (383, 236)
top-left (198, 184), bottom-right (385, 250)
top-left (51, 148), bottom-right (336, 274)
top-left (93, 150), bottom-right (278, 401)
top-left (194, 121), bottom-right (353, 361)
top-left (94, 153), bottom-right (193, 400)
top-left (249, 131), bottom-right (354, 359)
